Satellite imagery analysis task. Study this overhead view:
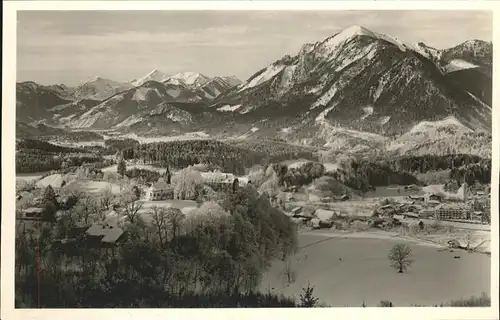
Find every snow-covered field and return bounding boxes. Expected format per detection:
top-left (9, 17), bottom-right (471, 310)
top-left (217, 104), bottom-right (242, 112)
top-left (116, 131), bottom-right (210, 144)
top-left (260, 231), bottom-right (490, 307)
top-left (16, 173), bottom-right (46, 183)
top-left (444, 59), bottom-right (479, 73)
top-left (64, 180), bottom-right (122, 195)
top-left (101, 164), bottom-right (169, 174)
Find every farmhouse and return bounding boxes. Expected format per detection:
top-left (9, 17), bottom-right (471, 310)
top-left (85, 222), bottom-right (125, 247)
top-left (146, 180), bottom-right (174, 201)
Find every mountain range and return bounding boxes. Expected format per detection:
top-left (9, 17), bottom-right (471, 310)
top-left (16, 25), bottom-right (492, 152)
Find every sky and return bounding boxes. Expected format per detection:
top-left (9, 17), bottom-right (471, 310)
top-left (17, 10), bottom-right (492, 86)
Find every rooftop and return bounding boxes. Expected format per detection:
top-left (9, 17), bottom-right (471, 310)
top-left (23, 207), bottom-right (45, 213)
top-left (86, 222), bottom-right (124, 243)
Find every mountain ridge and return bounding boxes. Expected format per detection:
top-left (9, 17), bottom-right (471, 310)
top-left (16, 25), bottom-right (492, 152)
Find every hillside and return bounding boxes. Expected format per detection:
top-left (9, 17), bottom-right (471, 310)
top-left (73, 77), bottom-right (135, 100)
top-left (213, 25), bottom-right (491, 137)
top-left (15, 25), bottom-right (492, 157)
top-left (16, 81), bottom-right (72, 123)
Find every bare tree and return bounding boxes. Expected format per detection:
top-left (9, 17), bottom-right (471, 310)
top-left (99, 183), bottom-right (114, 210)
top-left (123, 200), bottom-right (143, 224)
top-left (388, 243), bottom-right (414, 273)
top-left (75, 195), bottom-right (100, 225)
top-left (150, 206), bottom-right (168, 247)
top-left (165, 207), bottom-right (184, 240)
top-left (283, 257), bottom-right (296, 285)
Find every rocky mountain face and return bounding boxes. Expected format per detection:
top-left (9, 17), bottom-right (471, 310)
top-left (16, 71), bottom-right (242, 130)
top-left (73, 77), bottom-right (135, 100)
top-left (16, 25), bottom-right (491, 151)
top-left (16, 81), bottom-right (73, 123)
top-left (212, 25), bottom-right (492, 138)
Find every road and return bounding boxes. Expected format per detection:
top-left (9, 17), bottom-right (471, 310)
top-left (419, 218), bottom-right (491, 231)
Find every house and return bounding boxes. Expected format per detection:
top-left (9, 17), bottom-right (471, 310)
top-left (374, 204), bottom-right (396, 216)
top-left (21, 207), bottom-right (46, 220)
top-left (426, 193), bottom-right (443, 202)
top-left (427, 200), bottom-right (442, 208)
top-left (320, 197), bottom-right (333, 203)
top-left (402, 212), bottom-right (420, 219)
top-left (85, 222), bottom-right (125, 247)
top-left (291, 206), bottom-right (303, 216)
top-left (146, 180), bottom-right (174, 201)
top-left (315, 209), bottom-right (335, 221)
top-left (419, 208), bottom-right (436, 218)
top-left (408, 195), bottom-right (425, 202)
top-left (311, 218), bottom-right (333, 229)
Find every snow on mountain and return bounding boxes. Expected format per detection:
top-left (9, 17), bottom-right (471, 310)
top-left (386, 116), bottom-right (490, 158)
top-left (239, 64), bottom-right (286, 92)
top-left (217, 104), bottom-right (242, 112)
top-left (408, 116), bottom-right (473, 134)
top-left (169, 72), bottom-right (211, 88)
top-left (200, 76), bottom-right (236, 99)
top-left (73, 77), bottom-right (134, 100)
top-left (318, 25), bottom-right (407, 57)
top-left (131, 69), bottom-right (170, 86)
top-left (444, 59), bottom-right (479, 73)
top-left (220, 75), bottom-right (243, 87)
top-left (214, 24), bottom-right (491, 138)
top-left (406, 42), bottom-right (442, 61)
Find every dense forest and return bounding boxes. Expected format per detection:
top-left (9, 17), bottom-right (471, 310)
top-left (121, 140), bottom-right (268, 175)
top-left (16, 139), bottom-right (86, 154)
top-left (16, 139), bottom-right (106, 174)
top-left (450, 162), bottom-right (491, 185)
top-left (16, 153), bottom-right (104, 174)
top-left (105, 138), bottom-right (140, 154)
top-left (332, 159), bottom-right (420, 192)
top-left (389, 154), bottom-right (487, 174)
top-left (225, 139), bottom-right (319, 163)
top-left (385, 154), bottom-right (491, 185)
top-left (15, 186), bottom-right (299, 307)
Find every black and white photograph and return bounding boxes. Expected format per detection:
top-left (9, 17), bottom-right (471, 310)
top-left (1, 1), bottom-right (498, 316)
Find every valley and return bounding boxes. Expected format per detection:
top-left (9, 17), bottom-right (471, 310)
top-left (13, 19), bottom-right (493, 309)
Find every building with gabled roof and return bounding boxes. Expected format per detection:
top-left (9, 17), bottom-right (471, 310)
top-left (146, 179), bottom-right (174, 201)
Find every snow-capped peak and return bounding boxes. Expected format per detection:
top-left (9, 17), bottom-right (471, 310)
top-left (170, 72), bottom-right (211, 88)
top-left (82, 76), bottom-right (123, 86)
top-left (131, 69), bottom-right (169, 86)
top-left (319, 24), bottom-right (407, 53)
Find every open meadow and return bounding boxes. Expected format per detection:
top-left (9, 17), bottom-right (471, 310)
top-left (261, 231), bottom-right (491, 307)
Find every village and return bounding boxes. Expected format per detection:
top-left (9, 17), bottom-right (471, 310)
top-left (15, 155), bottom-right (491, 256)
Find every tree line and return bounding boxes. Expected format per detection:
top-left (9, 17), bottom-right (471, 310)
top-left (15, 185), bottom-right (299, 307)
top-left (121, 140), bottom-right (267, 176)
top-left (389, 154), bottom-right (487, 174)
top-left (16, 153), bottom-right (104, 174)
